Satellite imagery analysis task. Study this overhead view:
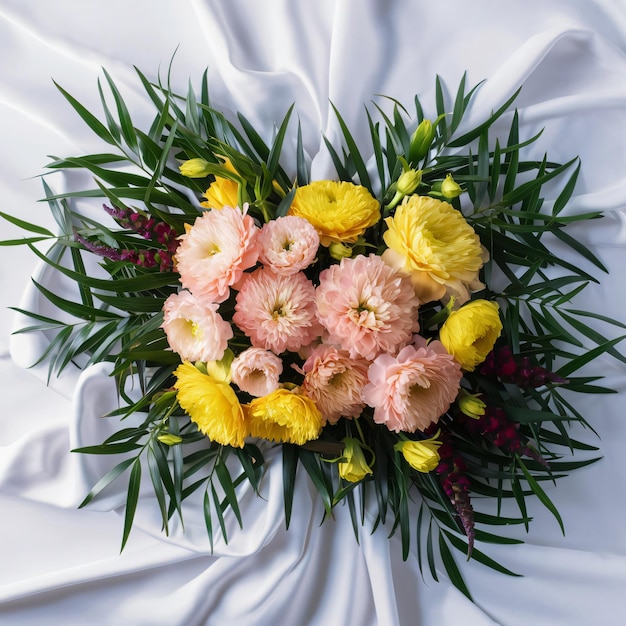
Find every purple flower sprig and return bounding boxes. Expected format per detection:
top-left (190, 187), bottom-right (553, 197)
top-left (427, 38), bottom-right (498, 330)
top-left (73, 205), bottom-right (179, 272)
top-left (436, 434), bottom-right (475, 555)
top-left (480, 346), bottom-right (567, 389)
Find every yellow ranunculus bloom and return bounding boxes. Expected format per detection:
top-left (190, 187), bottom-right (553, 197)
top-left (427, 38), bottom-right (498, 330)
top-left (338, 438), bottom-right (373, 482)
top-left (174, 361), bottom-right (249, 448)
top-left (201, 176), bottom-right (240, 210)
top-left (245, 388), bottom-right (323, 445)
top-left (382, 195), bottom-right (486, 304)
top-left (395, 433), bottom-right (442, 473)
top-left (288, 180), bottom-right (380, 246)
top-left (439, 300), bottom-right (503, 372)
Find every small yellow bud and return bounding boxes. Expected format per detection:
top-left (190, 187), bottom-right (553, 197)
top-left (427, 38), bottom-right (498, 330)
top-left (329, 240), bottom-right (353, 260)
top-left (179, 158), bottom-right (212, 178)
top-left (441, 173), bottom-right (463, 199)
top-left (409, 119), bottom-right (435, 164)
top-left (338, 438), bottom-right (373, 482)
top-left (458, 392), bottom-right (486, 419)
top-left (157, 433), bottom-right (183, 446)
top-left (397, 168), bottom-right (422, 196)
top-left (395, 432), bottom-right (442, 473)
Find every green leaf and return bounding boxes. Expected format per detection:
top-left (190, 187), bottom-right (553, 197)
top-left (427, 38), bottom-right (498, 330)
top-left (448, 87), bottom-right (521, 148)
top-left (0, 211), bottom-right (55, 237)
top-left (215, 459), bottom-right (243, 528)
top-left (557, 335), bottom-right (626, 377)
top-left (282, 444), bottom-right (298, 529)
top-left (330, 102), bottom-right (372, 191)
top-left (78, 457), bottom-right (135, 508)
top-left (444, 531), bottom-right (521, 576)
top-left (438, 532), bottom-right (472, 600)
top-left (518, 459), bottom-right (564, 534)
top-left (54, 81), bottom-right (116, 145)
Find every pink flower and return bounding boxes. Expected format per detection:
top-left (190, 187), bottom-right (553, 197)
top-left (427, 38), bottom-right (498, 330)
top-left (257, 215), bottom-right (320, 275)
top-left (233, 268), bottom-right (321, 353)
top-left (175, 205), bottom-right (259, 303)
top-left (300, 345), bottom-right (369, 424)
top-left (363, 338), bottom-right (462, 433)
top-left (162, 290), bottom-right (233, 362)
top-left (231, 347), bottom-right (283, 397)
top-left (315, 254), bottom-right (420, 361)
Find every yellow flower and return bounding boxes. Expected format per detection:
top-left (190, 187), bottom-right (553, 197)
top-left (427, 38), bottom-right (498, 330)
top-left (179, 158), bottom-right (212, 178)
top-left (439, 300), bottom-right (503, 371)
top-left (382, 194), bottom-right (486, 304)
top-left (338, 438), bottom-right (373, 482)
top-left (395, 433), bottom-right (442, 473)
top-left (458, 391), bottom-right (487, 419)
top-left (288, 180), bottom-right (380, 246)
top-left (201, 177), bottom-right (240, 210)
top-left (174, 362), bottom-right (249, 448)
top-left (245, 388), bottom-right (323, 445)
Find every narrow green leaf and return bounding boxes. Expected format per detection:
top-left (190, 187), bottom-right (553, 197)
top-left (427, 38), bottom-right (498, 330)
top-left (438, 532), bottom-right (472, 600)
top-left (78, 457), bottom-right (135, 507)
top-left (330, 102), bottom-right (372, 190)
top-left (0, 211), bottom-right (55, 237)
top-left (444, 531), bottom-right (522, 576)
top-left (282, 444), bottom-right (298, 529)
top-left (54, 81), bottom-right (116, 145)
top-left (518, 459), bottom-right (564, 534)
top-left (215, 460), bottom-right (242, 528)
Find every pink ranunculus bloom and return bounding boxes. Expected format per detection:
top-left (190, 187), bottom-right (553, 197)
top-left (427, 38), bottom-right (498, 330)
top-left (315, 254), bottom-right (420, 361)
top-left (175, 205), bottom-right (259, 304)
top-left (231, 347), bottom-right (283, 397)
top-left (300, 344), bottom-right (369, 424)
top-left (161, 290), bottom-right (233, 362)
top-left (363, 338), bottom-right (462, 433)
top-left (257, 215), bottom-right (320, 275)
top-left (233, 267), bottom-right (321, 354)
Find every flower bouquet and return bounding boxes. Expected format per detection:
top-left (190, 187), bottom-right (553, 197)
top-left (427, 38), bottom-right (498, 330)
top-left (3, 67), bottom-right (623, 598)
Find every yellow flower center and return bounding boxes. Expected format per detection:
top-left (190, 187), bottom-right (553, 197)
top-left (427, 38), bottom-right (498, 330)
top-left (187, 320), bottom-right (203, 339)
top-left (205, 243), bottom-right (221, 257)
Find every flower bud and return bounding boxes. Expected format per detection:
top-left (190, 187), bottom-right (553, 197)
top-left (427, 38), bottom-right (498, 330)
top-left (397, 168), bottom-right (422, 196)
top-left (338, 438), bottom-right (373, 482)
top-left (441, 173), bottom-right (463, 199)
top-left (329, 241), bottom-right (353, 261)
top-left (394, 432), bottom-right (442, 473)
top-left (458, 392), bottom-right (486, 419)
top-left (409, 119), bottom-right (435, 164)
top-left (157, 433), bottom-right (183, 446)
top-left (179, 158), bottom-right (212, 178)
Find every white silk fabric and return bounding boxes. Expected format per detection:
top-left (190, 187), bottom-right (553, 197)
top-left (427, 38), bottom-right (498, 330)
top-left (1, 1), bottom-right (626, 624)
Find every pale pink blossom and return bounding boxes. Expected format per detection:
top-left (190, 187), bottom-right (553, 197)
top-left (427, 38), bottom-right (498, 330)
top-left (363, 338), bottom-right (462, 433)
top-left (315, 254), bottom-right (420, 361)
top-left (257, 215), bottom-right (319, 275)
top-left (233, 268), bottom-right (321, 353)
top-left (231, 347), bottom-right (283, 397)
top-left (161, 290), bottom-right (233, 362)
top-left (300, 345), bottom-right (369, 424)
top-left (175, 205), bottom-right (259, 303)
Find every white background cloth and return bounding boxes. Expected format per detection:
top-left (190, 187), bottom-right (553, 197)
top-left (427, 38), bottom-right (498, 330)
top-left (1, 1), bottom-right (626, 624)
